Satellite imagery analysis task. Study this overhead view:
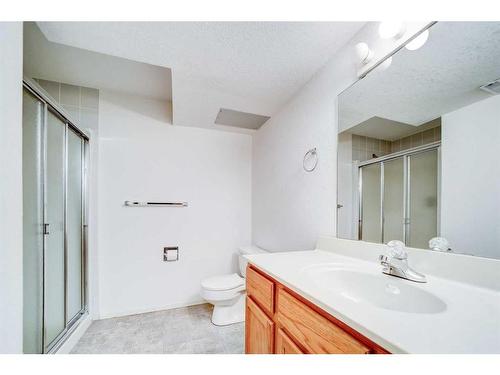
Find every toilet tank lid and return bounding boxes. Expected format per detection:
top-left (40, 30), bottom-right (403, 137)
top-left (238, 245), bottom-right (267, 255)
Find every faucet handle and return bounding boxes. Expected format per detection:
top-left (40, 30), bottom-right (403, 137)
top-left (386, 240), bottom-right (407, 260)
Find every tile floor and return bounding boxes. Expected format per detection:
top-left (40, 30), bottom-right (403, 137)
top-left (71, 304), bottom-right (244, 354)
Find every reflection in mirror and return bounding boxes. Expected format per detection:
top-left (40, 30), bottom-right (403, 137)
top-left (337, 22), bottom-right (500, 259)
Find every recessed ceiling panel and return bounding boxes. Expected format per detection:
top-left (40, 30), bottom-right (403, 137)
top-left (215, 108), bottom-right (270, 130)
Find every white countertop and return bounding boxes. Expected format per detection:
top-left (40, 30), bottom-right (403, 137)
top-left (245, 249), bottom-right (500, 353)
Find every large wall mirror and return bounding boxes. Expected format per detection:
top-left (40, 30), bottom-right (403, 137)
top-left (337, 22), bottom-right (500, 259)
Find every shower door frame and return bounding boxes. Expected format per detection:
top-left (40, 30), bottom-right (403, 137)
top-left (357, 141), bottom-right (441, 245)
top-left (23, 77), bottom-right (89, 354)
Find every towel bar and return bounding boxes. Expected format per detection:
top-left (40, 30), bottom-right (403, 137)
top-left (124, 201), bottom-right (188, 207)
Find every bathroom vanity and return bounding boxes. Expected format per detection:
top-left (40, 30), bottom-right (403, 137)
top-left (247, 21), bottom-right (500, 355)
top-left (244, 237), bottom-right (500, 354)
top-left (245, 265), bottom-right (388, 354)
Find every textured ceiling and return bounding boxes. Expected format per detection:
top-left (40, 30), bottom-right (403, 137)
top-left (339, 22), bottom-right (500, 132)
top-left (343, 117), bottom-right (420, 141)
top-left (25, 23), bottom-right (172, 101)
top-left (36, 22), bottom-right (364, 130)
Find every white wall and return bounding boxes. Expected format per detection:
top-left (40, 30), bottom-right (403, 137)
top-left (0, 22), bottom-right (23, 353)
top-left (252, 22), bottom-right (430, 251)
top-left (97, 90), bottom-right (252, 318)
top-left (441, 95), bottom-right (500, 258)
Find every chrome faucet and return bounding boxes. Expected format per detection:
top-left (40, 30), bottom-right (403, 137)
top-left (379, 240), bottom-right (427, 283)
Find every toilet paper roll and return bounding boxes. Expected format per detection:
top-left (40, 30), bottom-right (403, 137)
top-left (164, 248), bottom-right (179, 261)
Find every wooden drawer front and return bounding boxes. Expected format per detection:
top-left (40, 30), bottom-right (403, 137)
top-left (245, 297), bottom-right (274, 354)
top-left (276, 288), bottom-right (370, 354)
top-left (246, 266), bottom-right (274, 316)
top-left (276, 328), bottom-right (304, 354)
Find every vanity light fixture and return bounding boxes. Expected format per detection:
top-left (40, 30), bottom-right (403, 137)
top-left (378, 22), bottom-right (406, 39)
top-left (355, 42), bottom-right (374, 65)
top-left (405, 29), bottom-right (430, 51)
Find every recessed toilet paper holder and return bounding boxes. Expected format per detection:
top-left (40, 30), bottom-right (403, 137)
top-left (163, 246), bottom-right (179, 262)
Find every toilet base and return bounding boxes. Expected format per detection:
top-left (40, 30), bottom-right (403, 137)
top-left (211, 293), bottom-right (245, 326)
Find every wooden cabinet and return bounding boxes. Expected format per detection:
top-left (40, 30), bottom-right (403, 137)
top-left (245, 296), bottom-right (274, 354)
top-left (276, 328), bottom-right (304, 354)
top-left (245, 265), bottom-right (389, 354)
top-left (246, 266), bottom-right (274, 316)
top-left (276, 288), bottom-right (369, 354)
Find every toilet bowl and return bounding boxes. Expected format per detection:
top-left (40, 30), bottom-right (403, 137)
top-left (201, 245), bottom-right (267, 326)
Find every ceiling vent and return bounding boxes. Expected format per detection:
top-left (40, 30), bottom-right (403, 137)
top-left (479, 78), bottom-right (500, 95)
top-left (215, 108), bottom-right (270, 130)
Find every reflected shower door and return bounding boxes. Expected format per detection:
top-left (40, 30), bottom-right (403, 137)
top-left (44, 110), bottom-right (66, 348)
top-left (383, 157), bottom-right (405, 243)
top-left (408, 149), bottom-right (438, 248)
top-left (360, 163), bottom-right (381, 243)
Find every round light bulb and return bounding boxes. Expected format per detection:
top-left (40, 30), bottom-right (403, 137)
top-left (405, 29), bottom-right (429, 51)
top-left (378, 22), bottom-right (406, 39)
top-left (354, 42), bottom-right (374, 65)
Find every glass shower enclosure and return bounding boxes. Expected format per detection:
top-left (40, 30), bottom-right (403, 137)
top-left (358, 145), bottom-right (439, 249)
top-left (22, 79), bottom-right (88, 354)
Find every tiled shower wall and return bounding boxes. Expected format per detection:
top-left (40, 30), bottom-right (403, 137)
top-left (391, 126), bottom-right (441, 153)
top-left (352, 125), bottom-right (441, 162)
top-left (352, 135), bottom-right (392, 161)
top-left (34, 78), bottom-right (98, 132)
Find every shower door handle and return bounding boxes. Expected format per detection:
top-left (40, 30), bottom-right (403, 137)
top-left (43, 223), bottom-right (50, 235)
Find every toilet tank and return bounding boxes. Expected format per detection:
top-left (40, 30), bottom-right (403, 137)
top-left (238, 245), bottom-right (267, 277)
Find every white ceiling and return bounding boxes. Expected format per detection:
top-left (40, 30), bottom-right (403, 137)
top-left (344, 117), bottom-right (421, 141)
top-left (339, 22), bottom-right (500, 133)
top-left (24, 22), bottom-right (172, 101)
top-left (36, 22), bottom-right (364, 130)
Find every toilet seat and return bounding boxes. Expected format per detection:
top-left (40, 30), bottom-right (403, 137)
top-left (201, 274), bottom-right (245, 311)
top-left (201, 273), bottom-right (244, 291)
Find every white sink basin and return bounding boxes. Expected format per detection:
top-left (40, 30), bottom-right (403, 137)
top-left (301, 264), bottom-right (447, 314)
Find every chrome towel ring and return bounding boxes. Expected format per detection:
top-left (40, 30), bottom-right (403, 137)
top-left (303, 147), bottom-right (318, 172)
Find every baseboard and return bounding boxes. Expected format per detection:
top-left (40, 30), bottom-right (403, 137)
top-left (97, 299), bottom-right (207, 320)
top-left (55, 314), bottom-right (92, 354)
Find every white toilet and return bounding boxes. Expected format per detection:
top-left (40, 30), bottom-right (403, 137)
top-left (201, 245), bottom-right (267, 326)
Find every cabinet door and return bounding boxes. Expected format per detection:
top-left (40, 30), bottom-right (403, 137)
top-left (246, 266), bottom-right (274, 316)
top-left (276, 288), bottom-right (370, 354)
top-left (276, 328), bottom-right (304, 354)
top-left (245, 297), bottom-right (274, 354)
